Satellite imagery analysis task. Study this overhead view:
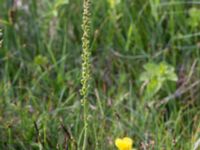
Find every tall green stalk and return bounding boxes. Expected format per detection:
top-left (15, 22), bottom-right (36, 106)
top-left (80, 0), bottom-right (91, 150)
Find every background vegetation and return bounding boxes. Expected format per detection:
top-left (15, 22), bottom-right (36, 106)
top-left (0, 0), bottom-right (200, 149)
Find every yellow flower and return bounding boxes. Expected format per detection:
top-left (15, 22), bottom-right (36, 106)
top-left (115, 137), bottom-right (133, 150)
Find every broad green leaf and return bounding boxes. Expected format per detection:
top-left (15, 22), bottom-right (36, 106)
top-left (140, 62), bottom-right (178, 100)
top-left (165, 72), bottom-right (178, 81)
top-left (144, 78), bottom-right (162, 100)
top-left (188, 7), bottom-right (200, 28)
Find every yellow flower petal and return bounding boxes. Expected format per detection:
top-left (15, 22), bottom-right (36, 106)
top-left (115, 137), bottom-right (133, 150)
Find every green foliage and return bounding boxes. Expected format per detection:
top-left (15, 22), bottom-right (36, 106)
top-left (150, 0), bottom-right (160, 21)
top-left (43, 0), bottom-right (69, 18)
top-left (140, 62), bottom-right (178, 100)
top-left (54, 0), bottom-right (69, 9)
top-left (0, 0), bottom-right (200, 150)
top-left (52, 0), bottom-right (69, 17)
top-left (107, 0), bottom-right (121, 9)
top-left (188, 7), bottom-right (200, 29)
top-left (34, 55), bottom-right (48, 66)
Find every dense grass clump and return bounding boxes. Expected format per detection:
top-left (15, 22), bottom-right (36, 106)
top-left (0, 0), bottom-right (200, 149)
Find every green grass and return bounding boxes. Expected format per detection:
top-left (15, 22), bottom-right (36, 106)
top-left (0, 0), bottom-right (200, 149)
